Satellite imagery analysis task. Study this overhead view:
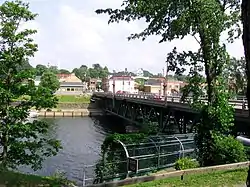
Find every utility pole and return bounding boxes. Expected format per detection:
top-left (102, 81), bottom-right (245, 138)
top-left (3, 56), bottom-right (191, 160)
top-left (112, 77), bottom-right (115, 107)
top-left (165, 61), bottom-right (169, 105)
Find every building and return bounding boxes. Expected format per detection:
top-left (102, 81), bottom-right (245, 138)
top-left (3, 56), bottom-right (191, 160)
top-left (144, 79), bottom-right (163, 95)
top-left (144, 78), bottom-right (185, 96)
top-left (88, 78), bottom-right (102, 92)
top-left (106, 76), bottom-right (136, 93)
top-left (57, 74), bottom-right (71, 82)
top-left (56, 73), bottom-right (86, 95)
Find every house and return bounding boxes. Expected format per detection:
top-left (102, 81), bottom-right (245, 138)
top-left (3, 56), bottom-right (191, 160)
top-left (106, 76), bottom-right (136, 93)
top-left (144, 78), bottom-right (185, 96)
top-left (56, 73), bottom-right (86, 95)
top-left (89, 78), bottom-right (102, 91)
top-left (165, 81), bottom-right (183, 95)
top-left (144, 79), bottom-right (163, 95)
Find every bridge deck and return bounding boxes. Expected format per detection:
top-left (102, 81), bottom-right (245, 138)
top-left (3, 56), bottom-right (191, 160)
top-left (93, 93), bottom-right (249, 117)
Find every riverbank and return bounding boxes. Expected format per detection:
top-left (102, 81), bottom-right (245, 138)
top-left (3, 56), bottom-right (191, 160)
top-left (86, 162), bottom-right (249, 187)
top-left (35, 109), bottom-right (103, 117)
top-left (56, 102), bottom-right (95, 109)
top-left (125, 168), bottom-right (247, 187)
top-left (0, 170), bottom-right (75, 187)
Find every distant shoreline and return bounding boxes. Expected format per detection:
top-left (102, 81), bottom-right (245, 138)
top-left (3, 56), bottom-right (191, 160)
top-left (33, 109), bottom-right (103, 117)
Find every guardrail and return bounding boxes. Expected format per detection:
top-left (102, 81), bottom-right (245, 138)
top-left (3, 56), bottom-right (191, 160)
top-left (93, 92), bottom-right (248, 111)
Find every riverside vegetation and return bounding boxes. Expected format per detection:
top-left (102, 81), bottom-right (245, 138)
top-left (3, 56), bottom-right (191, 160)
top-left (94, 0), bottom-right (250, 186)
top-left (0, 1), bottom-right (250, 187)
top-left (0, 0), bottom-right (70, 186)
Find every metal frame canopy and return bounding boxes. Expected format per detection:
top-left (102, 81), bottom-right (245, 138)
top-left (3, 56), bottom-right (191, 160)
top-left (103, 133), bottom-right (196, 176)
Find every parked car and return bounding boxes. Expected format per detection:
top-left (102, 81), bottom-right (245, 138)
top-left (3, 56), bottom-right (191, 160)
top-left (116, 90), bottom-right (123, 94)
top-left (116, 91), bottom-right (129, 94)
top-left (147, 94), bottom-right (162, 100)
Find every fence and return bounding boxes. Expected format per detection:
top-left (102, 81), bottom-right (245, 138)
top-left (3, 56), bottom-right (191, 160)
top-left (82, 133), bottom-right (195, 186)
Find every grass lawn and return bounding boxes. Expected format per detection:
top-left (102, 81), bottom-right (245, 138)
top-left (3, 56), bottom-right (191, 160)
top-left (0, 170), bottom-right (68, 187)
top-left (126, 168), bottom-right (248, 187)
top-left (14, 95), bottom-right (91, 103)
top-left (57, 95), bottom-right (91, 103)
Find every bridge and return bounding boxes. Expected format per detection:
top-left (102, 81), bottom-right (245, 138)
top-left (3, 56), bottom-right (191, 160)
top-left (92, 92), bottom-right (250, 135)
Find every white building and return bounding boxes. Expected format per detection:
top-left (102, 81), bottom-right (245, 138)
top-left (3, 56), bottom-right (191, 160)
top-left (108, 76), bottom-right (135, 93)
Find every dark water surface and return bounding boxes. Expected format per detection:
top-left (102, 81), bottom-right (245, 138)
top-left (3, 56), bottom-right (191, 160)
top-left (19, 116), bottom-right (125, 185)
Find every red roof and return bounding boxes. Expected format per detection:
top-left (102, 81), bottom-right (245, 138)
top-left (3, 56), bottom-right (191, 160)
top-left (57, 74), bottom-right (70, 79)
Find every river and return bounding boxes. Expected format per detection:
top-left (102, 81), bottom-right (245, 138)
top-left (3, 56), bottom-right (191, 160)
top-left (19, 116), bottom-right (125, 186)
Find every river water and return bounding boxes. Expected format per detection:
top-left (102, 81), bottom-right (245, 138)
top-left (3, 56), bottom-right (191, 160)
top-left (19, 116), bottom-right (125, 186)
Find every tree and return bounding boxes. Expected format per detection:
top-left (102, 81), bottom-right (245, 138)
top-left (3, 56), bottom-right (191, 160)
top-left (96, 0), bottom-right (241, 166)
top-left (0, 0), bottom-right (61, 170)
top-left (48, 65), bottom-right (59, 74)
top-left (40, 71), bottom-right (60, 93)
top-left (35, 64), bottom-right (47, 76)
top-left (93, 63), bottom-right (101, 70)
top-left (224, 57), bottom-right (246, 96)
top-left (58, 69), bottom-right (70, 74)
top-left (241, 0), bottom-right (250, 117)
top-left (73, 65), bottom-right (90, 82)
top-left (89, 68), bottom-right (99, 78)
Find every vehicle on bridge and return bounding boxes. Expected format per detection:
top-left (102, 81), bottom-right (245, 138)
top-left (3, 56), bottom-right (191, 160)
top-left (116, 90), bottom-right (129, 94)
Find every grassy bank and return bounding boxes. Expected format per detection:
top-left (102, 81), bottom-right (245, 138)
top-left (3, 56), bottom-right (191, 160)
top-left (126, 168), bottom-right (247, 187)
top-left (15, 95), bottom-right (91, 103)
top-left (57, 95), bottom-right (91, 103)
top-left (0, 170), bottom-right (71, 187)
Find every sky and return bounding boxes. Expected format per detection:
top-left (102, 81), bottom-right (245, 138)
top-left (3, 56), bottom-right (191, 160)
top-left (3, 0), bottom-right (245, 74)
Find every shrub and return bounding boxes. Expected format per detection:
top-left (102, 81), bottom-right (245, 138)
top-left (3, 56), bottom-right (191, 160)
top-left (174, 157), bottom-right (199, 170)
top-left (213, 135), bottom-right (247, 165)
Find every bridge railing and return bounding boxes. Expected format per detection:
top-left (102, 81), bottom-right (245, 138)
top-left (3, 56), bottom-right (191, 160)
top-left (93, 92), bottom-right (248, 111)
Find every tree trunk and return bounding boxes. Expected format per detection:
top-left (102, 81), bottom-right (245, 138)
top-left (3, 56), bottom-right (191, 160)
top-left (1, 132), bottom-right (8, 168)
top-left (242, 0), bottom-right (250, 117)
top-left (199, 32), bottom-right (213, 103)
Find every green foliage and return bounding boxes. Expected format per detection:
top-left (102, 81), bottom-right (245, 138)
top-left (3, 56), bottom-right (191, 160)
top-left (195, 79), bottom-right (236, 166)
top-left (0, 0), bottom-right (61, 170)
top-left (141, 121), bottom-right (160, 135)
top-left (0, 169), bottom-right (72, 187)
top-left (223, 57), bottom-right (247, 95)
top-left (40, 70), bottom-right (60, 93)
top-left (94, 133), bottom-right (147, 183)
top-left (241, 0), bottom-right (250, 117)
top-left (96, 0), bottom-right (243, 168)
top-left (174, 157), bottom-right (199, 170)
top-left (72, 64), bottom-right (109, 81)
top-left (212, 135), bottom-right (247, 165)
top-left (35, 64), bottom-right (47, 76)
top-left (102, 133), bottom-right (146, 151)
top-left (125, 168), bottom-right (248, 187)
top-left (35, 64), bottom-right (70, 76)
top-left (95, 121), bottom-right (161, 183)
top-left (48, 170), bottom-right (76, 186)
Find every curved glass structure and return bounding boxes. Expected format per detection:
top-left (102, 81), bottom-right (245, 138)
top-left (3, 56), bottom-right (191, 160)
top-left (102, 133), bottom-right (196, 177)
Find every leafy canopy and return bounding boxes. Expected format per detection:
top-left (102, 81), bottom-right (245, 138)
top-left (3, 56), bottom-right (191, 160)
top-left (0, 0), bottom-right (61, 170)
top-left (96, 0), bottom-right (243, 167)
top-left (40, 71), bottom-right (60, 93)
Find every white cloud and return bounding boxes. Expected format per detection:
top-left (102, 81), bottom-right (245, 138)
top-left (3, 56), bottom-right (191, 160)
top-left (26, 0), bottom-right (244, 73)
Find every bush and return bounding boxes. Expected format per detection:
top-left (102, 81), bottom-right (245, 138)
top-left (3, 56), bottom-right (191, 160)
top-left (174, 157), bottom-right (199, 170)
top-left (213, 135), bottom-right (247, 165)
